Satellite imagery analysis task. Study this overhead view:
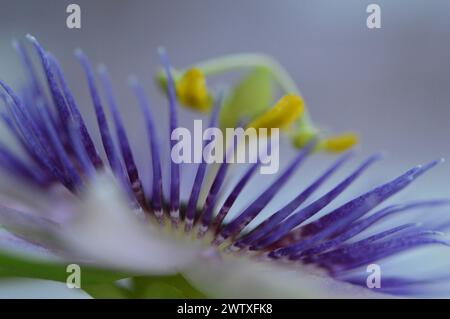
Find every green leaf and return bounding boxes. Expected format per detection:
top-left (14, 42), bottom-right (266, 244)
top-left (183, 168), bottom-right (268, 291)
top-left (220, 67), bottom-right (273, 129)
top-left (0, 250), bottom-right (132, 285)
top-left (138, 282), bottom-right (185, 298)
top-left (132, 274), bottom-right (206, 299)
top-left (83, 283), bottom-right (133, 299)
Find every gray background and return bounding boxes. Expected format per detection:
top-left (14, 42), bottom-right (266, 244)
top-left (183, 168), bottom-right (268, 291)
top-left (0, 0), bottom-right (449, 297)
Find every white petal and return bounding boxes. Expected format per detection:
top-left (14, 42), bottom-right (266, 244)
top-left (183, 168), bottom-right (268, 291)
top-left (0, 228), bottom-right (58, 260)
top-left (0, 174), bottom-right (51, 212)
top-left (185, 253), bottom-right (389, 298)
top-left (0, 173), bottom-right (78, 225)
top-left (0, 202), bottom-right (60, 249)
top-left (60, 173), bottom-right (201, 274)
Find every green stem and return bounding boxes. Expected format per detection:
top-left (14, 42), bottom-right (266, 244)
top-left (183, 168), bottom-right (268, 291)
top-left (193, 54), bottom-right (299, 92)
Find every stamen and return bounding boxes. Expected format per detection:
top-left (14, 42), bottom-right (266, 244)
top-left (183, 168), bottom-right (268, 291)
top-left (320, 132), bottom-right (359, 153)
top-left (176, 68), bottom-right (212, 112)
top-left (247, 94), bottom-right (304, 131)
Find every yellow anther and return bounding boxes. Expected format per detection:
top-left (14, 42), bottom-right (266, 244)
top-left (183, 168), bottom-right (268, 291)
top-left (247, 94), bottom-right (304, 131)
top-left (176, 68), bottom-right (212, 112)
top-left (321, 132), bottom-right (359, 153)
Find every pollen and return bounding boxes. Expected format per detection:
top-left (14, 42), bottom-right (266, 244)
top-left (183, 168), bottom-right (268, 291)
top-left (176, 68), bottom-right (212, 112)
top-left (321, 132), bottom-right (359, 153)
top-left (247, 94), bottom-right (304, 130)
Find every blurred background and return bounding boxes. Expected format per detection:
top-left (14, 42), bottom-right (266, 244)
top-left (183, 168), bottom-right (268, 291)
top-left (0, 0), bottom-right (449, 297)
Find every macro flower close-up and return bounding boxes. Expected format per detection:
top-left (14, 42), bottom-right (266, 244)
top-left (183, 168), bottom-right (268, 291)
top-left (0, 0), bottom-right (450, 302)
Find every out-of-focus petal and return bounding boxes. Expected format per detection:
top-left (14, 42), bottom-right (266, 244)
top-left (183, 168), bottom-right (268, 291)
top-left (0, 173), bottom-right (77, 225)
top-left (0, 202), bottom-right (60, 249)
top-left (0, 228), bottom-right (58, 260)
top-left (60, 173), bottom-right (202, 274)
top-left (185, 253), bottom-right (389, 298)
